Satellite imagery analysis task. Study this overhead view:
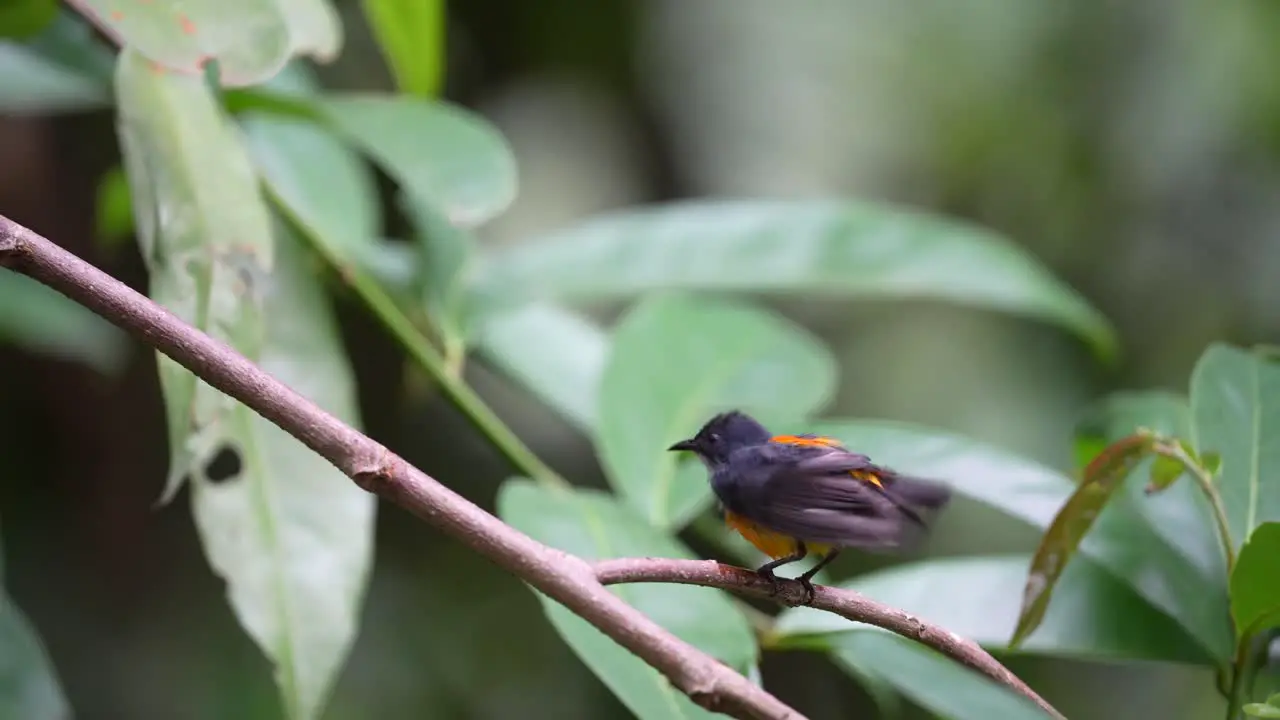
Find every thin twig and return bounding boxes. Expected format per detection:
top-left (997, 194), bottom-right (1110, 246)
top-left (266, 189), bottom-right (565, 488)
top-left (594, 558), bottom-right (1067, 720)
top-left (1150, 439), bottom-right (1236, 573)
top-left (0, 214), bottom-right (799, 720)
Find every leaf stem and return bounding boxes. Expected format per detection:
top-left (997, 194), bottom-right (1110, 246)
top-left (268, 191), bottom-right (566, 488)
top-left (1153, 439), bottom-right (1236, 574)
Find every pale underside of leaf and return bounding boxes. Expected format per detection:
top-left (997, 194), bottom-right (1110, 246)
top-left (116, 50), bottom-right (374, 720)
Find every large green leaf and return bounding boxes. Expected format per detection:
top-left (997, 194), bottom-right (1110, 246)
top-left (823, 633), bottom-right (1051, 720)
top-left (316, 95), bottom-right (517, 227)
top-left (0, 520), bottom-right (70, 720)
top-left (775, 555), bottom-right (1206, 663)
top-left (474, 303), bottom-right (607, 431)
top-left (0, 272), bottom-right (129, 374)
top-left (497, 480), bottom-right (756, 720)
top-left (810, 420), bottom-right (1230, 664)
top-left (0, 13), bottom-right (112, 113)
top-left (360, 0), bottom-right (444, 97)
top-left (470, 199), bottom-right (1116, 359)
top-left (0, 0), bottom-right (56, 40)
top-left (1191, 344), bottom-right (1280, 551)
top-left (116, 50), bottom-right (374, 720)
top-left (1231, 522), bottom-right (1280, 641)
top-left (598, 294), bottom-right (836, 529)
top-left (74, 0), bottom-right (337, 86)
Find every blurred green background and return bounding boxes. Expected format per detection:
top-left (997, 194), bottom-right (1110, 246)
top-left (4, 0), bottom-right (1280, 718)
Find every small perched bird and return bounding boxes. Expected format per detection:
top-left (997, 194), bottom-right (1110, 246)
top-left (668, 410), bottom-right (951, 603)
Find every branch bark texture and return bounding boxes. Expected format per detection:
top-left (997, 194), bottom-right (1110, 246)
top-left (0, 214), bottom-right (1063, 720)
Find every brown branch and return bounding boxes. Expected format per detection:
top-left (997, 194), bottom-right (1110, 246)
top-left (0, 216), bottom-right (803, 720)
top-left (594, 558), bottom-right (1066, 720)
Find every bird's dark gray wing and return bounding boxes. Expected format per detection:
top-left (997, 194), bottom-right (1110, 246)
top-left (731, 444), bottom-right (950, 550)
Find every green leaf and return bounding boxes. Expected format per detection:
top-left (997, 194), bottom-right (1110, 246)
top-left (316, 95), bottom-right (517, 227)
top-left (244, 63), bottom-right (379, 264)
top-left (0, 0), bottom-right (57, 40)
top-left (94, 165), bottom-right (134, 249)
top-left (1246, 703), bottom-right (1280, 718)
top-left (1231, 522), bottom-right (1280, 641)
top-left (1010, 433), bottom-right (1155, 648)
top-left (246, 116), bottom-right (381, 263)
top-left (275, 0), bottom-right (342, 62)
top-left (497, 480), bottom-right (756, 720)
top-left (1201, 451), bottom-right (1223, 477)
top-left (810, 420), bottom-right (1231, 664)
top-left (831, 634), bottom-right (1050, 720)
top-left (471, 199), bottom-right (1117, 359)
top-left (474, 303), bottom-right (607, 431)
top-left (0, 272), bottom-right (130, 374)
top-left (0, 13), bottom-right (112, 114)
top-left (598, 294), bottom-right (836, 529)
top-left (360, 0), bottom-right (444, 97)
top-left (1147, 453), bottom-right (1186, 493)
top-left (74, 0), bottom-right (309, 86)
top-left (116, 50), bottom-right (373, 720)
top-left (1191, 343), bottom-right (1280, 551)
top-left (0, 519), bottom-right (70, 720)
top-left (775, 555), bottom-right (1207, 663)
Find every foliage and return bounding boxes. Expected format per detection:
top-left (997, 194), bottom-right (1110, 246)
top-left (2, 4), bottom-right (1276, 720)
top-left (1012, 345), bottom-right (1280, 719)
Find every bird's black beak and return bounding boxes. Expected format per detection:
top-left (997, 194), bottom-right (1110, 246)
top-left (668, 439), bottom-right (697, 452)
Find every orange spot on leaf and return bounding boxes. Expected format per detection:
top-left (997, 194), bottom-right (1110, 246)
top-left (109, 10), bottom-right (124, 21)
top-left (178, 13), bottom-right (196, 34)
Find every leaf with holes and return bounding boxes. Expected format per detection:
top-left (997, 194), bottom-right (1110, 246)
top-left (598, 294), bottom-right (836, 529)
top-left (497, 480), bottom-right (756, 720)
top-left (808, 420), bottom-right (1230, 664)
top-left (470, 199), bottom-right (1116, 359)
top-left (1191, 344), bottom-right (1280, 551)
top-left (116, 50), bottom-right (374, 720)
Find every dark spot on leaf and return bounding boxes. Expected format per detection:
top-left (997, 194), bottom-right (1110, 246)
top-left (204, 445), bottom-right (242, 483)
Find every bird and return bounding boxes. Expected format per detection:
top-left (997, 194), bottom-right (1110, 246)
top-left (668, 410), bottom-right (951, 603)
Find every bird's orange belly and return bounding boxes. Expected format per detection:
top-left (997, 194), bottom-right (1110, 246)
top-left (723, 510), bottom-right (832, 559)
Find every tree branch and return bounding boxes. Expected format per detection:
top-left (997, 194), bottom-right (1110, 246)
top-left (0, 215), bottom-right (800, 720)
top-left (594, 558), bottom-right (1066, 720)
top-left (0, 214), bottom-right (1065, 720)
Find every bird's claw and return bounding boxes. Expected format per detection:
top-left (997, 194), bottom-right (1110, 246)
top-left (798, 576), bottom-right (816, 606)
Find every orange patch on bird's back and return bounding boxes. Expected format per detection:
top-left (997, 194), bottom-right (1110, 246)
top-left (850, 469), bottom-right (884, 489)
top-left (770, 434), bottom-right (843, 448)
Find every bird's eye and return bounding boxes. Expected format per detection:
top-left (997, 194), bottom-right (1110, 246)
top-left (708, 433), bottom-right (721, 443)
